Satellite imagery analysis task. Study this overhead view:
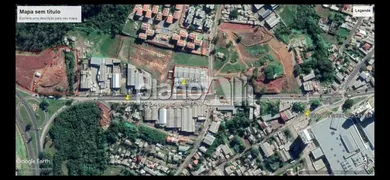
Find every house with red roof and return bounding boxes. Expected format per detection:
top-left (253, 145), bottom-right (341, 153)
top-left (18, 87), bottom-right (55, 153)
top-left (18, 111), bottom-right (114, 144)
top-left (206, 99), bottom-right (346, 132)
top-left (363, 43), bottom-right (372, 51)
top-left (177, 40), bottom-right (186, 47)
top-left (136, 7), bottom-right (143, 17)
top-left (152, 5), bottom-right (159, 14)
top-left (138, 33), bottom-right (147, 40)
top-left (146, 29), bottom-right (155, 36)
top-left (194, 39), bottom-right (202, 46)
top-left (145, 9), bottom-right (152, 19)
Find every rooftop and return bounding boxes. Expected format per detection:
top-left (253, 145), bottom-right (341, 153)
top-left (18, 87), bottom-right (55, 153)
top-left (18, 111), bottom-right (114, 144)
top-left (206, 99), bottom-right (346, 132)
top-left (311, 117), bottom-right (375, 175)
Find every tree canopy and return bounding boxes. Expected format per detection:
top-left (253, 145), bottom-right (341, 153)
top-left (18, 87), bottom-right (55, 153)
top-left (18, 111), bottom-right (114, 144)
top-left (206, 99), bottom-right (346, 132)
top-left (49, 103), bottom-right (107, 175)
top-left (263, 61), bottom-right (283, 80)
top-left (229, 9), bottom-right (238, 19)
top-left (342, 99), bottom-right (354, 111)
top-left (292, 102), bottom-right (305, 113)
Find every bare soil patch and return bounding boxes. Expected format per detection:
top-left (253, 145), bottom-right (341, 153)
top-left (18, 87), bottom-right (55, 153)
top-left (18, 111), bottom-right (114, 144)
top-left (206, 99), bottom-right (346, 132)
top-left (16, 49), bottom-right (54, 90)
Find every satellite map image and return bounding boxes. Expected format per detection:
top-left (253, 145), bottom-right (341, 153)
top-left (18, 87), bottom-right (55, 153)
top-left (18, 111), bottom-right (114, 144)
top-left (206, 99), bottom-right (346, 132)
top-left (15, 4), bottom-right (374, 176)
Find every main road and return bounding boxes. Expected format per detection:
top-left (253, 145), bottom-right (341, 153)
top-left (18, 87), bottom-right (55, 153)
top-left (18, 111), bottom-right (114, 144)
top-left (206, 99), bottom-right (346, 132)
top-left (341, 48), bottom-right (375, 89)
top-left (207, 5), bottom-right (223, 94)
top-left (339, 17), bottom-right (364, 55)
top-left (175, 109), bottom-right (213, 175)
top-left (16, 91), bottom-right (41, 156)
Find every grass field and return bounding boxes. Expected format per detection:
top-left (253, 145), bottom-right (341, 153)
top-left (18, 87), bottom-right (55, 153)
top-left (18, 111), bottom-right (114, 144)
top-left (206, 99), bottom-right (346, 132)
top-left (220, 62), bottom-right (246, 73)
top-left (20, 106), bottom-right (32, 126)
top-left (28, 131), bottom-right (38, 158)
top-left (103, 165), bottom-right (125, 175)
top-left (279, 5), bottom-right (297, 26)
top-left (122, 19), bottom-right (138, 37)
top-left (27, 99), bottom-right (46, 128)
top-left (246, 44), bottom-right (269, 56)
top-left (230, 51), bottom-right (239, 63)
top-left (321, 33), bottom-right (338, 44)
top-left (17, 89), bottom-right (31, 98)
top-left (337, 28), bottom-right (350, 38)
top-left (173, 52), bottom-right (209, 67)
top-left (46, 99), bottom-right (67, 118)
top-left (214, 60), bottom-right (226, 71)
top-left (315, 5), bottom-right (332, 18)
top-left (16, 126), bottom-right (30, 175)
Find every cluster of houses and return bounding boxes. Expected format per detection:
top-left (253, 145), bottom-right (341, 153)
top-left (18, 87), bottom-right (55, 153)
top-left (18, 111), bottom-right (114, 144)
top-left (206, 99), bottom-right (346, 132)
top-left (108, 136), bottom-right (186, 176)
top-left (352, 56), bottom-right (375, 90)
top-left (221, 4), bottom-right (280, 30)
top-left (222, 153), bottom-right (266, 175)
top-left (258, 101), bottom-right (298, 123)
top-left (259, 131), bottom-right (293, 162)
top-left (183, 5), bottom-right (215, 32)
top-left (300, 70), bottom-right (319, 93)
top-left (171, 30), bottom-right (205, 53)
top-left (322, 4), bottom-right (354, 16)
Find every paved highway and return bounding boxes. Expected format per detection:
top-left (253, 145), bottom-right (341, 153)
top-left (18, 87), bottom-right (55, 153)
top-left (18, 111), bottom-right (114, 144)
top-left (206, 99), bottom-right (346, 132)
top-left (16, 91), bottom-right (41, 155)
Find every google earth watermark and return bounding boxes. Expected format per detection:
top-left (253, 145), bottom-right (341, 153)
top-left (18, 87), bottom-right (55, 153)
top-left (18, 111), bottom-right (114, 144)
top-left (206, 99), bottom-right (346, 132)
top-left (16, 158), bottom-right (51, 165)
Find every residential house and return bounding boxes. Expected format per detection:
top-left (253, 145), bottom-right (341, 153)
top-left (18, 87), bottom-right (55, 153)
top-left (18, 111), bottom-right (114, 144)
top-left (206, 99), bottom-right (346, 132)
top-left (194, 39), bottom-right (202, 46)
top-left (303, 81), bottom-right (314, 92)
top-left (253, 4), bottom-right (264, 11)
top-left (177, 40), bottom-right (186, 47)
top-left (359, 71), bottom-right (370, 82)
top-left (261, 113), bottom-right (280, 122)
top-left (138, 33), bottom-right (147, 40)
top-left (186, 42), bottom-right (195, 49)
top-left (258, 7), bottom-right (272, 19)
top-left (173, 10), bottom-right (181, 20)
top-left (204, 19), bottom-right (213, 31)
top-left (146, 29), bottom-right (155, 36)
top-left (280, 110), bottom-right (294, 123)
top-left (203, 133), bottom-right (216, 146)
top-left (189, 32), bottom-right (197, 40)
top-left (278, 149), bottom-right (292, 162)
top-left (145, 9), bottom-right (152, 19)
top-left (260, 142), bottom-right (275, 157)
top-left (265, 13), bottom-right (280, 29)
top-left (180, 30), bottom-right (188, 39)
top-left (136, 7), bottom-right (143, 17)
top-left (175, 4), bottom-right (183, 10)
top-left (156, 12), bottom-right (163, 21)
top-left (302, 70), bottom-right (316, 82)
top-left (209, 121), bottom-right (221, 134)
top-left (143, 4), bottom-right (150, 12)
top-left (193, 18), bottom-right (203, 27)
top-left (152, 5), bottom-right (159, 14)
top-left (163, 8), bottom-right (170, 17)
top-left (279, 101), bottom-right (292, 112)
top-left (141, 23), bottom-right (150, 30)
top-left (166, 15), bottom-right (173, 24)
top-left (172, 33), bottom-right (180, 41)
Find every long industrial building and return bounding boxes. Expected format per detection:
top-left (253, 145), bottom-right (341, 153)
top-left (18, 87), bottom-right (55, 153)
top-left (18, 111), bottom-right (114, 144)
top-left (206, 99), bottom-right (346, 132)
top-left (112, 73), bottom-right (121, 89)
top-left (80, 70), bottom-right (92, 90)
top-left (181, 107), bottom-right (195, 133)
top-left (173, 66), bottom-right (208, 93)
top-left (127, 64), bottom-right (153, 91)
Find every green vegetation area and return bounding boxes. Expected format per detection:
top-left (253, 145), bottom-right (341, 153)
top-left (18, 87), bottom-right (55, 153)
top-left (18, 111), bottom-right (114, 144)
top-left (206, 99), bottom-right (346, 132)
top-left (173, 52), bottom-right (209, 67)
top-left (220, 62), bottom-right (246, 73)
top-left (214, 45), bottom-right (230, 70)
top-left (315, 5), bottom-right (331, 18)
top-left (230, 135), bottom-right (246, 153)
top-left (46, 99), bottom-right (67, 118)
top-left (20, 106), bottom-right (32, 125)
top-left (48, 103), bottom-right (106, 175)
top-left (274, 5), bottom-right (335, 82)
top-left (279, 5), bottom-right (297, 26)
top-left (16, 127), bottom-right (30, 175)
top-left (263, 61), bottom-right (284, 80)
top-left (342, 99), bottom-right (354, 111)
top-left (321, 33), bottom-right (338, 44)
top-left (263, 153), bottom-right (286, 172)
top-left (246, 44), bottom-right (269, 56)
top-left (230, 51), bottom-right (239, 63)
top-left (223, 112), bottom-right (251, 137)
top-left (215, 82), bottom-right (228, 97)
top-left (16, 89), bottom-right (31, 98)
top-left (64, 51), bottom-right (75, 94)
top-left (332, 107), bottom-right (339, 112)
top-left (205, 132), bottom-right (225, 157)
top-left (138, 125), bottom-right (168, 145)
top-left (260, 101), bottom-right (280, 116)
top-left (292, 102), bottom-right (305, 113)
top-left (122, 19), bottom-right (138, 37)
top-left (16, 5), bottom-right (133, 52)
top-left (336, 28), bottom-right (350, 38)
top-left (310, 99), bottom-right (321, 110)
top-left (253, 54), bottom-right (275, 67)
top-left (103, 165), bottom-right (126, 175)
top-left (28, 100), bottom-right (46, 128)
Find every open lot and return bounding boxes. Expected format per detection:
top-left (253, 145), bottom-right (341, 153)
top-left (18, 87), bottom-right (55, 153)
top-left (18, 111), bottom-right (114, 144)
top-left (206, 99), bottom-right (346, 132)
top-left (122, 42), bottom-right (172, 82)
top-left (16, 50), bottom-right (54, 91)
top-left (46, 99), bottom-right (67, 118)
top-left (35, 49), bottom-right (69, 96)
top-left (220, 62), bottom-right (246, 73)
top-left (278, 5), bottom-right (297, 26)
top-left (98, 103), bottom-right (111, 129)
top-left (122, 19), bottom-right (138, 37)
top-left (172, 52), bottom-right (209, 67)
top-left (315, 5), bottom-right (332, 18)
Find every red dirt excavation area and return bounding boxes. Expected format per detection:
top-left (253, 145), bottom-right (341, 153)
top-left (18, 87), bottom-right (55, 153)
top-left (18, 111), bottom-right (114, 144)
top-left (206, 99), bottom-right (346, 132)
top-left (16, 50), bottom-right (54, 91)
